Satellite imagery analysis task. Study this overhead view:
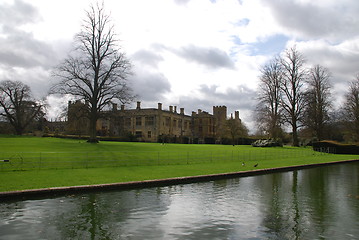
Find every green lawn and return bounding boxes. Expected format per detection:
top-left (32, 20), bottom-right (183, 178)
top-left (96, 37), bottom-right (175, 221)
top-left (0, 135), bottom-right (358, 192)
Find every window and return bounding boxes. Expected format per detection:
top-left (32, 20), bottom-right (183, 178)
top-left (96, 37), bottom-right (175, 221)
top-left (148, 131), bottom-right (152, 138)
top-left (145, 116), bottom-right (154, 126)
top-left (165, 117), bottom-right (170, 127)
top-left (125, 118), bottom-right (131, 127)
top-left (136, 117), bottom-right (142, 126)
top-left (173, 120), bottom-right (177, 129)
top-left (102, 121), bottom-right (108, 129)
top-left (135, 131), bottom-right (142, 138)
top-left (178, 119), bottom-right (182, 128)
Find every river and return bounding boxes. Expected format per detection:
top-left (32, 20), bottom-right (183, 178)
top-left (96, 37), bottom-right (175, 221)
top-left (1, 162), bottom-right (358, 239)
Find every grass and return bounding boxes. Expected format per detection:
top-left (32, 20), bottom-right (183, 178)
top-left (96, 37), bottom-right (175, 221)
top-left (0, 135), bottom-right (358, 192)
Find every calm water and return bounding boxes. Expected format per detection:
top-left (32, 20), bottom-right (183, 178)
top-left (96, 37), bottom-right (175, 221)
top-left (1, 162), bottom-right (358, 240)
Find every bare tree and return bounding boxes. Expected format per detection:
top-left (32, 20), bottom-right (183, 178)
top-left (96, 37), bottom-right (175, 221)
top-left (343, 75), bottom-right (359, 142)
top-left (280, 46), bottom-right (307, 146)
top-left (256, 57), bottom-right (283, 139)
top-left (304, 65), bottom-right (332, 140)
top-left (0, 80), bottom-right (44, 135)
top-left (225, 117), bottom-right (248, 145)
top-left (51, 3), bottom-right (133, 143)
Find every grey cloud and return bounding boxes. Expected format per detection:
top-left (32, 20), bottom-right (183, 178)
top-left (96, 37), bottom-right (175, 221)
top-left (303, 45), bottom-right (359, 109)
top-left (130, 70), bottom-right (171, 102)
top-left (0, 0), bottom-right (41, 26)
top-left (131, 49), bottom-right (164, 68)
top-left (175, 45), bottom-right (235, 70)
top-left (173, 0), bottom-right (191, 6)
top-left (198, 84), bottom-right (256, 110)
top-left (0, 0), bottom-right (59, 99)
top-left (178, 84), bottom-right (256, 116)
top-left (300, 42), bottom-right (359, 88)
top-left (175, 84), bottom-right (257, 131)
top-left (0, 0), bottom-right (57, 69)
top-left (0, 30), bottom-right (57, 69)
top-left (262, 0), bottom-right (359, 41)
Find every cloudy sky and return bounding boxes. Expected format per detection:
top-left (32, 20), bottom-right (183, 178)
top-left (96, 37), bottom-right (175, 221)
top-left (1, 0), bottom-right (358, 132)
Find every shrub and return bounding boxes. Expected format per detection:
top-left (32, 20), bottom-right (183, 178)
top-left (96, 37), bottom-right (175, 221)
top-left (312, 140), bottom-right (359, 154)
top-left (252, 139), bottom-right (283, 147)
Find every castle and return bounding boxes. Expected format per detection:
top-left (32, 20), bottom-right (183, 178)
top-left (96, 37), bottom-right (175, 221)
top-left (67, 101), bottom-right (243, 143)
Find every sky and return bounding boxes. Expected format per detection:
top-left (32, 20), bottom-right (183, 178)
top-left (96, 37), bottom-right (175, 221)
top-left (0, 0), bottom-right (359, 132)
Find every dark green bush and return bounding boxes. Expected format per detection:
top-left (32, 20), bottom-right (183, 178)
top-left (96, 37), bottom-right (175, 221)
top-left (312, 141), bottom-right (359, 154)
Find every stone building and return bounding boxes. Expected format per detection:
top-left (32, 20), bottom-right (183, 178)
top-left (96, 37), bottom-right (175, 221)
top-left (68, 101), bottom-right (243, 143)
top-left (107, 102), bottom-right (192, 142)
top-left (67, 100), bottom-right (89, 135)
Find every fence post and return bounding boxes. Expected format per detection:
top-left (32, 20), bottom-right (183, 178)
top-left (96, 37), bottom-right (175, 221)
top-left (158, 152), bottom-right (160, 166)
top-left (21, 153), bottom-right (23, 171)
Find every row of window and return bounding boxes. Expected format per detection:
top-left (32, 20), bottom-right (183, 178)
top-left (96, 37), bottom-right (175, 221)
top-left (126, 117), bottom-right (154, 127)
top-left (125, 116), bottom-right (190, 129)
top-left (135, 131), bottom-right (151, 138)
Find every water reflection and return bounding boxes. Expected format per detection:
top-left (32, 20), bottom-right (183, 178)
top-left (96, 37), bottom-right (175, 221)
top-left (0, 162), bottom-right (358, 240)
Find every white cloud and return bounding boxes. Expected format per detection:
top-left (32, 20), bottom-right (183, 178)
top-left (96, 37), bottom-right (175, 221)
top-left (1, 0), bottom-right (359, 133)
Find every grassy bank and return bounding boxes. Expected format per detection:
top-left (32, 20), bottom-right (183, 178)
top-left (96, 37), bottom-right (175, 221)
top-left (0, 136), bottom-right (358, 192)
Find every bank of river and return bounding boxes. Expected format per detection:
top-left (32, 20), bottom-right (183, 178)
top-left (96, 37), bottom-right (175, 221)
top-left (1, 161), bottom-right (358, 239)
top-left (1, 159), bottom-right (358, 200)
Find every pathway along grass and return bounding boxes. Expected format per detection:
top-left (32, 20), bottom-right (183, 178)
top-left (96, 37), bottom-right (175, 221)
top-left (0, 136), bottom-right (358, 192)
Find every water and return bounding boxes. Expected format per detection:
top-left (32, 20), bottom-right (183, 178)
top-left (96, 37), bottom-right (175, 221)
top-left (1, 162), bottom-right (358, 240)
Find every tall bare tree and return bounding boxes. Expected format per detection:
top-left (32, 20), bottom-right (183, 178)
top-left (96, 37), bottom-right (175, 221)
top-left (0, 80), bottom-right (44, 135)
top-left (225, 117), bottom-right (248, 145)
top-left (304, 65), bottom-right (332, 140)
top-left (51, 3), bottom-right (133, 143)
top-left (280, 46), bottom-right (307, 146)
top-left (343, 75), bottom-right (359, 142)
top-left (256, 57), bottom-right (283, 139)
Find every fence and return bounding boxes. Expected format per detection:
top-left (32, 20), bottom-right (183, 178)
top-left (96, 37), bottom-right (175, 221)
top-left (0, 148), bottom-right (328, 171)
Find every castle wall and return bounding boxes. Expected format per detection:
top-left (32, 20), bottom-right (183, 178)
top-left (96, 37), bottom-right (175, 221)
top-left (68, 101), bottom-right (243, 143)
top-left (105, 103), bottom-right (192, 142)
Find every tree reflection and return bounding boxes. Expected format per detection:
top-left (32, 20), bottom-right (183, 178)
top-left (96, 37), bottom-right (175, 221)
top-left (291, 170), bottom-right (301, 240)
top-left (1, 162), bottom-right (358, 239)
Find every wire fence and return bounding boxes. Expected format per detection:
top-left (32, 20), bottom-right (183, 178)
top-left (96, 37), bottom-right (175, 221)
top-left (0, 147), bottom-right (332, 172)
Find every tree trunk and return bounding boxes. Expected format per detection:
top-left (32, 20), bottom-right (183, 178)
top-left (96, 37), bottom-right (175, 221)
top-left (292, 125), bottom-right (299, 147)
top-left (88, 107), bottom-right (99, 143)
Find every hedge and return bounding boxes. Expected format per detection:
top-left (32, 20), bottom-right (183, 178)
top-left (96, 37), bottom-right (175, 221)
top-left (312, 141), bottom-right (359, 154)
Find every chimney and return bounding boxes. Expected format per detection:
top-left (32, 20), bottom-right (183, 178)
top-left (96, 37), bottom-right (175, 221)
top-left (121, 105), bottom-right (125, 111)
top-left (136, 101), bottom-right (141, 109)
top-left (174, 106), bottom-right (177, 113)
top-left (180, 108), bottom-right (184, 115)
top-left (198, 109), bottom-right (202, 114)
top-left (158, 103), bottom-right (162, 110)
top-left (192, 111), bottom-right (196, 116)
top-left (235, 111), bottom-right (239, 120)
top-left (112, 103), bottom-right (118, 111)
top-left (230, 113), bottom-right (233, 119)
top-left (169, 106), bottom-right (173, 112)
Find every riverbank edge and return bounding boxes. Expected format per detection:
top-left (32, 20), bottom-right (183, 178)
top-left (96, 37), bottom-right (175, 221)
top-left (1, 159), bottom-right (358, 201)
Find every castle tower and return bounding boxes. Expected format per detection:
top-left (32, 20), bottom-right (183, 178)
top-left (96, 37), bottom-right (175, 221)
top-left (213, 106), bottom-right (227, 138)
top-left (213, 106), bottom-right (227, 123)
